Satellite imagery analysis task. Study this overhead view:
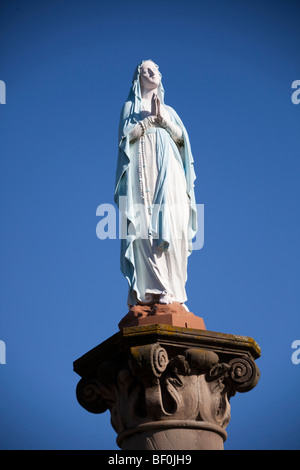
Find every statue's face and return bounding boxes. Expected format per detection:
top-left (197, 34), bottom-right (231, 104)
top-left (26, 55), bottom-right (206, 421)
top-left (139, 61), bottom-right (160, 90)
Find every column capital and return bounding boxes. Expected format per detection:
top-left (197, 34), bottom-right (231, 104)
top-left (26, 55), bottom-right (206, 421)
top-left (74, 325), bottom-right (260, 450)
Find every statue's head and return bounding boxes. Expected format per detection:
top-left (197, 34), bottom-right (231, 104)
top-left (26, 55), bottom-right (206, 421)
top-left (139, 60), bottom-right (161, 91)
top-left (128, 59), bottom-right (164, 108)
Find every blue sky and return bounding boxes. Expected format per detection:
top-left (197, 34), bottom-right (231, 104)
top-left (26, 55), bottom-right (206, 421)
top-left (0, 0), bottom-right (299, 450)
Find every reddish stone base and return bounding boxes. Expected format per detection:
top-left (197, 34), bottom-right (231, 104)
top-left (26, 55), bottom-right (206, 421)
top-left (118, 302), bottom-right (206, 330)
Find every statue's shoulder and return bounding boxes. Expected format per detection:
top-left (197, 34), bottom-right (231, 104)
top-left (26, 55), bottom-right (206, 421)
top-left (164, 104), bottom-right (182, 125)
top-left (121, 100), bottom-right (132, 117)
top-left (164, 104), bottom-right (174, 113)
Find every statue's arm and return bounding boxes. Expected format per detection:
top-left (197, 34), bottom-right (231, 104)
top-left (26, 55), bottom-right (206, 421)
top-left (128, 116), bottom-right (155, 143)
top-left (129, 115), bottom-right (183, 146)
top-left (159, 118), bottom-right (184, 146)
top-left (156, 100), bottom-right (184, 146)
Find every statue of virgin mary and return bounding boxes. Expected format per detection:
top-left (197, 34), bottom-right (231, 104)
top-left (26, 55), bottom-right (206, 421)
top-left (114, 60), bottom-right (197, 309)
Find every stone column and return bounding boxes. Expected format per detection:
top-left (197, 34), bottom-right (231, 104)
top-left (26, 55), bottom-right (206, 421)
top-left (73, 323), bottom-right (260, 450)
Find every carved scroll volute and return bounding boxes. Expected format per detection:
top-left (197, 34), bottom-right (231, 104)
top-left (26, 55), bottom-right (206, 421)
top-left (207, 356), bottom-right (260, 394)
top-left (202, 355), bottom-right (260, 429)
top-left (130, 343), bottom-right (169, 380)
top-left (76, 377), bottom-right (110, 414)
top-left (129, 343), bottom-right (169, 420)
top-left (228, 357), bottom-right (260, 393)
top-left (76, 359), bottom-right (119, 415)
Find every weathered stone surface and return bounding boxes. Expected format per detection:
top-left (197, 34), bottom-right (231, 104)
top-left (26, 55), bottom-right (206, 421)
top-left (74, 324), bottom-right (260, 450)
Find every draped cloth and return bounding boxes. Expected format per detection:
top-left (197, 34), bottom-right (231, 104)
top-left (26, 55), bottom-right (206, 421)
top-left (114, 61), bottom-right (197, 306)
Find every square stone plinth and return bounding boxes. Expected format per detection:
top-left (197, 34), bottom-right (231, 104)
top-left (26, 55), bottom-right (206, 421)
top-left (118, 302), bottom-right (206, 330)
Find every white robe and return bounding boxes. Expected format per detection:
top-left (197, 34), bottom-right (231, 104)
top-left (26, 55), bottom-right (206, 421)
top-left (130, 101), bottom-right (190, 304)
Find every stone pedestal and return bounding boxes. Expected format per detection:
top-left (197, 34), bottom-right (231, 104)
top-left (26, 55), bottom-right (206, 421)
top-left (118, 302), bottom-right (206, 330)
top-left (73, 323), bottom-right (261, 450)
